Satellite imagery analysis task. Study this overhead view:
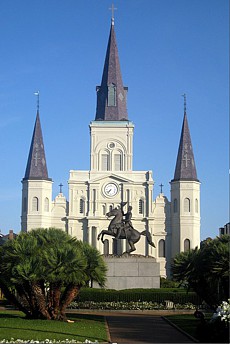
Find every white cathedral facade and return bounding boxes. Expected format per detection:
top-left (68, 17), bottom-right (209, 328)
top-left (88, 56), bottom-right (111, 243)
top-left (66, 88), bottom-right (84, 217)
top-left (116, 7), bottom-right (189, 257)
top-left (21, 18), bottom-right (200, 277)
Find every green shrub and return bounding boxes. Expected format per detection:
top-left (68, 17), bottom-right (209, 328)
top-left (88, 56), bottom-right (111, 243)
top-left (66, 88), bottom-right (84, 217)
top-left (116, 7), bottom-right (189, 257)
top-left (75, 288), bottom-right (201, 305)
top-left (160, 277), bottom-right (179, 288)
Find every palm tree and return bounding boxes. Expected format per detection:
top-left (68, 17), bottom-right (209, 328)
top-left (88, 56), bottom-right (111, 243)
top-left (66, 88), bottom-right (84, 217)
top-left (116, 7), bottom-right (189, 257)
top-left (0, 228), bottom-right (107, 320)
top-left (172, 235), bottom-right (230, 309)
top-left (82, 242), bottom-right (107, 288)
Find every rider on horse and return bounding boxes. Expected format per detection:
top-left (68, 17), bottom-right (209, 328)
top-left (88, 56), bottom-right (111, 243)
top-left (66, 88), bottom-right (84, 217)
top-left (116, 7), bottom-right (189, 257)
top-left (116, 203), bottom-right (133, 239)
top-left (98, 203), bottom-right (156, 253)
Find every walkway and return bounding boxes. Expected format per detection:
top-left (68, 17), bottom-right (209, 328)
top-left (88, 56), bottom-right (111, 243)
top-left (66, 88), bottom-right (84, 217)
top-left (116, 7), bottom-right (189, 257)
top-left (105, 312), bottom-right (195, 344)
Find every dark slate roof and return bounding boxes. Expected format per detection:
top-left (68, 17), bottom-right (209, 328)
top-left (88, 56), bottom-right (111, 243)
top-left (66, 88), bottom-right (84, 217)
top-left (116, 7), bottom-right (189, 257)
top-left (172, 112), bottom-right (199, 182)
top-left (23, 111), bottom-right (51, 181)
top-left (95, 21), bottom-right (128, 121)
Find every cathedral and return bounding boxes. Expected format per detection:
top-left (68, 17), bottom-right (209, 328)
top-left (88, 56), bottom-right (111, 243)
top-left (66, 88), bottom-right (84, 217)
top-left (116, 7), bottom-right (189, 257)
top-left (21, 17), bottom-right (200, 277)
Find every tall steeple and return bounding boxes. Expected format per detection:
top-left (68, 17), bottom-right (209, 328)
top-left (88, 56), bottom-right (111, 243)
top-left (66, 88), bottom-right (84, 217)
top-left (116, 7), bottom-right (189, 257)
top-left (95, 18), bottom-right (128, 121)
top-left (24, 111), bottom-right (50, 181)
top-left (172, 95), bottom-right (198, 182)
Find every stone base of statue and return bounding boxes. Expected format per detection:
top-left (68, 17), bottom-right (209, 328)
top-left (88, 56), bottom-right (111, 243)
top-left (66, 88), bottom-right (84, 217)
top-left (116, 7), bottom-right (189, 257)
top-left (103, 254), bottom-right (160, 290)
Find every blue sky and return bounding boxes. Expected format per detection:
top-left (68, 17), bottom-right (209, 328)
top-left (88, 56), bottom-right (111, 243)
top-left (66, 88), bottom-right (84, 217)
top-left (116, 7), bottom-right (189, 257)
top-left (0, 0), bottom-right (229, 240)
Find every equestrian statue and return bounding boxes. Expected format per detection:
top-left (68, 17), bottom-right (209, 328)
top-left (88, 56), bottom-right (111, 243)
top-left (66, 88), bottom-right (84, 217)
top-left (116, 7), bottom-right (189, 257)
top-left (97, 202), bottom-right (155, 254)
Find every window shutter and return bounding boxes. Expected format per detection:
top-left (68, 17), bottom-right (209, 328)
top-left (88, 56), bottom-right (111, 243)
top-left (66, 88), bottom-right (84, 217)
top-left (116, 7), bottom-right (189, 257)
top-left (114, 154), bottom-right (122, 171)
top-left (159, 239), bottom-right (165, 257)
top-left (44, 198), bottom-right (49, 212)
top-left (102, 154), bottom-right (109, 171)
top-left (184, 198), bottom-right (190, 212)
top-left (32, 197), bottom-right (39, 212)
top-left (184, 239), bottom-right (190, 251)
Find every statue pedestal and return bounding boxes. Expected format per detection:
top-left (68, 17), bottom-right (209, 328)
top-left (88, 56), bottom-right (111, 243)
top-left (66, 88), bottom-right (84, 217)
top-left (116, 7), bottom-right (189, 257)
top-left (103, 255), bottom-right (160, 290)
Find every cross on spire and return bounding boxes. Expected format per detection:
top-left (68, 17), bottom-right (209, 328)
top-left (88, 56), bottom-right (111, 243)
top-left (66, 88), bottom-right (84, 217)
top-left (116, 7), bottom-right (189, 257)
top-left (59, 183), bottom-right (63, 193)
top-left (33, 151), bottom-right (41, 167)
top-left (182, 93), bottom-right (186, 114)
top-left (109, 3), bottom-right (117, 25)
top-left (183, 152), bottom-right (191, 168)
top-left (159, 183), bottom-right (164, 194)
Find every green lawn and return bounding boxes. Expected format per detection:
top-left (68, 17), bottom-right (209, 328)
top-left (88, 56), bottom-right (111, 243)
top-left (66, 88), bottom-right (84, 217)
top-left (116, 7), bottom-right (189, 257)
top-left (165, 314), bottom-right (200, 339)
top-left (166, 314), bottom-right (229, 343)
top-left (0, 310), bottom-right (108, 342)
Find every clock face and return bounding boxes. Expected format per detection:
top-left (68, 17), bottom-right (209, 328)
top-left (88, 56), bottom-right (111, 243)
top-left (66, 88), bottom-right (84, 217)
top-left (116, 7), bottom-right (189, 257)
top-left (104, 183), bottom-right (118, 197)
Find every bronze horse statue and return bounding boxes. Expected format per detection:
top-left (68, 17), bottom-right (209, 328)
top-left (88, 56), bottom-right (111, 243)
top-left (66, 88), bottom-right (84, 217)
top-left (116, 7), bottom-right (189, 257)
top-left (97, 207), bottom-right (155, 253)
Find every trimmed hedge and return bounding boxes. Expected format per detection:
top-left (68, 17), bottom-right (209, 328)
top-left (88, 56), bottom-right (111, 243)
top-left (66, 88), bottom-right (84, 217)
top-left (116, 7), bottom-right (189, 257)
top-left (76, 288), bottom-right (201, 305)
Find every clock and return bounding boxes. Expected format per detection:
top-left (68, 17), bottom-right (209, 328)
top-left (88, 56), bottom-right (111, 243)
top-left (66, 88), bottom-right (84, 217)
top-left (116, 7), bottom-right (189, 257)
top-left (104, 183), bottom-right (118, 197)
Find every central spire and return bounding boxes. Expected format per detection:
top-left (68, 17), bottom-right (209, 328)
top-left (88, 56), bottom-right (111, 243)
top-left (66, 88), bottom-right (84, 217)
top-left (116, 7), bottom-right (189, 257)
top-left (95, 19), bottom-right (128, 121)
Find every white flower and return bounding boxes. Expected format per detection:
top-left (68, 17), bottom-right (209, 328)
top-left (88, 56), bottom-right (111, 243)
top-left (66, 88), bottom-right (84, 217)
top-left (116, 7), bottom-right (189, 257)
top-left (212, 299), bottom-right (230, 324)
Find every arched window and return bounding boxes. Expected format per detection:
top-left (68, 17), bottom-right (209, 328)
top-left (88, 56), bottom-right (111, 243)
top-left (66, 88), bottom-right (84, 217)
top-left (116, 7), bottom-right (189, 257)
top-left (109, 205), bottom-right (113, 212)
top-left (102, 205), bottom-right (106, 215)
top-left (101, 154), bottom-right (109, 171)
top-left (80, 199), bottom-right (85, 214)
top-left (173, 199), bottom-right (178, 213)
top-left (44, 197), bottom-right (49, 212)
top-left (114, 153), bottom-right (122, 171)
top-left (158, 239), bottom-right (165, 257)
top-left (184, 239), bottom-right (190, 251)
top-left (108, 84), bottom-right (116, 106)
top-left (184, 198), bottom-right (190, 212)
top-left (32, 197), bottom-right (39, 212)
top-left (139, 199), bottom-right (144, 215)
top-left (195, 199), bottom-right (198, 213)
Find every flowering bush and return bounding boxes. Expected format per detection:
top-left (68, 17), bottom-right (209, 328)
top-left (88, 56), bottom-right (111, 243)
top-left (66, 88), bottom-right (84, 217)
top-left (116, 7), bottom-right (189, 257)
top-left (0, 340), bottom-right (98, 344)
top-left (211, 299), bottom-right (230, 324)
top-left (69, 300), bottom-right (196, 310)
top-left (196, 300), bottom-right (230, 343)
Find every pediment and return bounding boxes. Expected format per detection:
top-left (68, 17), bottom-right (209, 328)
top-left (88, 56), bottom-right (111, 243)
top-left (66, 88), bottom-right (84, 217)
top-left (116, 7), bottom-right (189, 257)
top-left (89, 173), bottom-right (134, 184)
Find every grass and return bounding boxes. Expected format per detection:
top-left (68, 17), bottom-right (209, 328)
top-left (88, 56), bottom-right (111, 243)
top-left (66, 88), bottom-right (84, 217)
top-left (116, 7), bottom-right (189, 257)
top-left (166, 314), bottom-right (230, 343)
top-left (0, 310), bottom-right (108, 342)
top-left (165, 314), bottom-right (199, 338)
top-left (165, 313), bottom-right (213, 340)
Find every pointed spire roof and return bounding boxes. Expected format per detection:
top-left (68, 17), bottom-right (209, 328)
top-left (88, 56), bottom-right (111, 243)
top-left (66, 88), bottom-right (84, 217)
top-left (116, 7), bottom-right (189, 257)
top-left (95, 19), bottom-right (128, 121)
top-left (23, 111), bottom-right (51, 181)
top-left (172, 104), bottom-right (198, 182)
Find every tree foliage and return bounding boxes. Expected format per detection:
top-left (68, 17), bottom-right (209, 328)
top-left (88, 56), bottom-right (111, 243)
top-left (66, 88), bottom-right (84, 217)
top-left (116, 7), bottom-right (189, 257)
top-left (0, 228), bottom-right (107, 320)
top-left (172, 235), bottom-right (229, 309)
top-left (160, 277), bottom-right (179, 288)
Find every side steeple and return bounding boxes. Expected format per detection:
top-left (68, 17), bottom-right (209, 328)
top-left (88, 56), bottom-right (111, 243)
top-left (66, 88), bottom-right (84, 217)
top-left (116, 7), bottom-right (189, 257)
top-left (95, 18), bottom-right (128, 121)
top-left (172, 95), bottom-right (198, 182)
top-left (170, 95), bottom-right (200, 258)
top-left (24, 111), bottom-right (51, 181)
top-left (21, 102), bottom-right (52, 232)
